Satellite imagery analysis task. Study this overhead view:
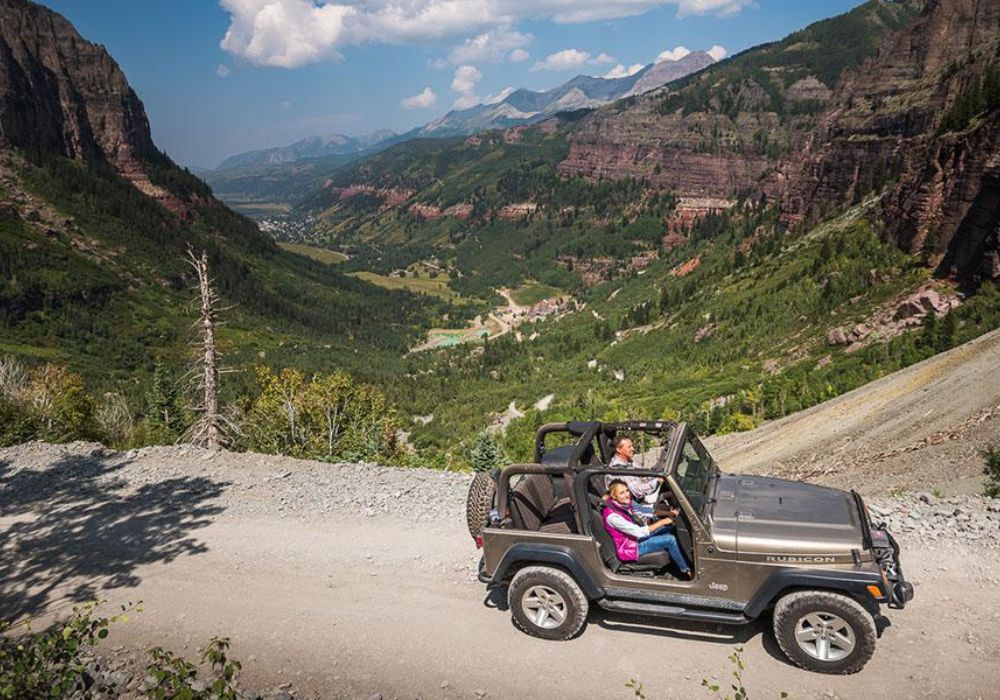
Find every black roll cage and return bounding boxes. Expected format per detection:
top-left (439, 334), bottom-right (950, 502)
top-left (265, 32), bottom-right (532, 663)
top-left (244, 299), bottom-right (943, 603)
top-left (533, 420), bottom-right (679, 467)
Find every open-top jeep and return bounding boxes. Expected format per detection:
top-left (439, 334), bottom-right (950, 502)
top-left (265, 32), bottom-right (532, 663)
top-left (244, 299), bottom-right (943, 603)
top-left (466, 421), bottom-right (913, 674)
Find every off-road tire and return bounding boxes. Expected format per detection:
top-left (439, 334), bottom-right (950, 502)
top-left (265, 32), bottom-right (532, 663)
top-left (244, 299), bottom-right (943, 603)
top-left (508, 566), bottom-right (589, 641)
top-left (466, 471), bottom-right (495, 538)
top-left (773, 590), bottom-right (877, 674)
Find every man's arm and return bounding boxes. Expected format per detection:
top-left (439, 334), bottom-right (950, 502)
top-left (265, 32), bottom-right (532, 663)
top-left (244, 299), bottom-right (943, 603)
top-left (622, 473), bottom-right (661, 498)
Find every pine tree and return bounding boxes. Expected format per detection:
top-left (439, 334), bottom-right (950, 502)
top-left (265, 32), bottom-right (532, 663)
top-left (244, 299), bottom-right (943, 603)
top-left (146, 362), bottom-right (183, 436)
top-left (470, 430), bottom-right (502, 473)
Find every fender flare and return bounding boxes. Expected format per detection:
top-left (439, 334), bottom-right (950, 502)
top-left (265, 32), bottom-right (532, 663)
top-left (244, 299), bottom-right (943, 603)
top-left (744, 568), bottom-right (885, 619)
top-left (489, 543), bottom-right (605, 599)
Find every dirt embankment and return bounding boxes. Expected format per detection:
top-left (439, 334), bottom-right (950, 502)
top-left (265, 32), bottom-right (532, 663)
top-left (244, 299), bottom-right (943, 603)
top-left (2, 329), bottom-right (1000, 699)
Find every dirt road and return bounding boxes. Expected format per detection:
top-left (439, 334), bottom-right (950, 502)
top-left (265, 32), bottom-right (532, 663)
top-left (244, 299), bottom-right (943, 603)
top-left (2, 440), bottom-right (998, 700)
top-left (3, 329), bottom-right (1000, 699)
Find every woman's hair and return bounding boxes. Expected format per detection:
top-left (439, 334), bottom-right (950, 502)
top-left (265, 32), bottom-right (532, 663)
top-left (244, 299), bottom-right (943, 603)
top-left (605, 479), bottom-right (629, 499)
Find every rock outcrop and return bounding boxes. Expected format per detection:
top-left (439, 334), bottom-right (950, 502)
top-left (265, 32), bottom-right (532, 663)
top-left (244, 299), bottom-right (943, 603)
top-left (0, 0), bottom-right (157, 178)
top-left (767, 0), bottom-right (1000, 282)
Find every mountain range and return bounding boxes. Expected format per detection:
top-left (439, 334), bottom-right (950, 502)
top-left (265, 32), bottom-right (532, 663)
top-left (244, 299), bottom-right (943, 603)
top-left (416, 51), bottom-right (717, 137)
top-left (201, 50), bottom-right (717, 209)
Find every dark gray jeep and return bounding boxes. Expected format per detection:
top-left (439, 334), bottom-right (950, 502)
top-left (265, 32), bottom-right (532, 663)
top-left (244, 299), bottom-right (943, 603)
top-left (466, 421), bottom-right (913, 674)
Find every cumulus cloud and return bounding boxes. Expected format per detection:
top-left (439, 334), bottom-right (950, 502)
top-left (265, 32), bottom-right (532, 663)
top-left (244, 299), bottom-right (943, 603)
top-left (603, 63), bottom-right (644, 79)
top-left (590, 52), bottom-right (616, 65)
top-left (448, 28), bottom-right (531, 65)
top-left (451, 65), bottom-right (483, 95)
top-left (219, 0), bottom-right (353, 68)
top-left (484, 86), bottom-right (517, 104)
top-left (676, 0), bottom-right (752, 18)
top-left (401, 87), bottom-right (437, 109)
top-left (216, 63), bottom-right (231, 77)
top-left (707, 44), bottom-right (728, 61)
top-left (450, 65), bottom-right (485, 109)
top-left (531, 48), bottom-right (590, 72)
top-left (656, 46), bottom-right (691, 63)
top-left (219, 0), bottom-right (752, 68)
top-left (508, 48), bottom-right (529, 63)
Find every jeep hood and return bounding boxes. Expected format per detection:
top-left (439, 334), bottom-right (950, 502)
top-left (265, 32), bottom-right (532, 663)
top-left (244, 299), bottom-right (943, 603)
top-left (709, 475), bottom-right (865, 556)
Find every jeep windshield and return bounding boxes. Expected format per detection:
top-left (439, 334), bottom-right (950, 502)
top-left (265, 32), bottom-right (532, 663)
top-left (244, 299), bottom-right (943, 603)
top-left (671, 433), bottom-right (717, 512)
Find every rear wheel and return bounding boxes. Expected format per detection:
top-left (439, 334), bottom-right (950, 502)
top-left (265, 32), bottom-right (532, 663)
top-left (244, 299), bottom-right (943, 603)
top-left (773, 590), bottom-right (876, 674)
top-left (508, 566), bottom-right (589, 641)
top-left (465, 471), bottom-right (495, 538)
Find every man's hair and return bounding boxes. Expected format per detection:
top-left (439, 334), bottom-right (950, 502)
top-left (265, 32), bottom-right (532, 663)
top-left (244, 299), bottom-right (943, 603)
top-left (612, 434), bottom-right (632, 451)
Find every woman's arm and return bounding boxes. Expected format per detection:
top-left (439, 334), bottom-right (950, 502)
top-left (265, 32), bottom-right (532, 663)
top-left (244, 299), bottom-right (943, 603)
top-left (606, 511), bottom-right (649, 539)
top-left (647, 516), bottom-right (674, 533)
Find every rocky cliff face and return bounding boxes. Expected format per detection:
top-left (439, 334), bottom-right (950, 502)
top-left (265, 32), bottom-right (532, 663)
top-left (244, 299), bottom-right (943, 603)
top-left (768, 0), bottom-right (1000, 282)
top-left (0, 0), bottom-right (158, 186)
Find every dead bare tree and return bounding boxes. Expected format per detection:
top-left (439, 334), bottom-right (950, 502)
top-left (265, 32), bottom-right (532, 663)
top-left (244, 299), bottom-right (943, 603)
top-left (184, 247), bottom-right (234, 449)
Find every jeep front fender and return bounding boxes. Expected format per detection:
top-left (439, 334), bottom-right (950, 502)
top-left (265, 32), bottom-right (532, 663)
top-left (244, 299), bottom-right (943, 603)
top-left (744, 568), bottom-right (886, 619)
top-left (489, 543), bottom-right (605, 599)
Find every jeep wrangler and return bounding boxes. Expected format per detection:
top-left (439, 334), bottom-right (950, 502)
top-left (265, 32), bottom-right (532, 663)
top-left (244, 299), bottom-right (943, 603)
top-left (466, 421), bottom-right (913, 674)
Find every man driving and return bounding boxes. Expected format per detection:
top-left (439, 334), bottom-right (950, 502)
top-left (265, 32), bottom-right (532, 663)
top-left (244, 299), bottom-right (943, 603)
top-left (604, 435), bottom-right (670, 521)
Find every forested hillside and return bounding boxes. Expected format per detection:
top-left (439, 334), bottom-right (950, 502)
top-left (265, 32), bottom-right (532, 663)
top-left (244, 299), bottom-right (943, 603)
top-left (0, 0), bottom-right (463, 451)
top-left (284, 0), bottom-right (1000, 460)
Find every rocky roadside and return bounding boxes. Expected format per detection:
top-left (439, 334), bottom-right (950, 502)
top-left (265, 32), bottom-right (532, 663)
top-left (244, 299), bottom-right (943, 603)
top-left (3, 441), bottom-right (998, 551)
top-left (70, 645), bottom-right (306, 700)
top-left (867, 492), bottom-right (1000, 549)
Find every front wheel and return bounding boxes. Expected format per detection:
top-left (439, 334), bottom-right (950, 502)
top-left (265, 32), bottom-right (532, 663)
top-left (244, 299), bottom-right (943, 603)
top-left (773, 590), bottom-right (877, 674)
top-left (508, 566), bottom-right (589, 641)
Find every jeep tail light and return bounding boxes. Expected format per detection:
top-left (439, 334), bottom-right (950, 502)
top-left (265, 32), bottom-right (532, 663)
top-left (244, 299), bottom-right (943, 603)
top-left (474, 535), bottom-right (483, 549)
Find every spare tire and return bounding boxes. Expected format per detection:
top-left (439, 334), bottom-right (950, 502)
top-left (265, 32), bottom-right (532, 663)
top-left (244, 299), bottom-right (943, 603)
top-left (466, 471), bottom-right (496, 538)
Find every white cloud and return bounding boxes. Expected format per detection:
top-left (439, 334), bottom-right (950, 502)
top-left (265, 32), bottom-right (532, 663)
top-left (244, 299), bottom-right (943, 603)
top-left (508, 48), bottom-right (530, 63)
top-left (451, 65), bottom-right (483, 95)
top-left (450, 65), bottom-right (485, 109)
top-left (401, 87), bottom-right (437, 109)
top-left (216, 63), bottom-right (231, 77)
top-left (589, 52), bottom-right (616, 65)
top-left (453, 94), bottom-right (483, 109)
top-left (219, 1), bottom-right (752, 68)
top-left (676, 0), bottom-right (753, 18)
top-left (707, 44), bottom-right (728, 61)
top-left (219, 0), bottom-right (353, 68)
top-left (484, 86), bottom-right (516, 104)
top-left (656, 46), bottom-right (691, 63)
top-left (448, 28), bottom-right (531, 65)
top-left (603, 63), bottom-right (644, 79)
top-left (279, 99), bottom-right (293, 109)
top-left (531, 48), bottom-right (590, 72)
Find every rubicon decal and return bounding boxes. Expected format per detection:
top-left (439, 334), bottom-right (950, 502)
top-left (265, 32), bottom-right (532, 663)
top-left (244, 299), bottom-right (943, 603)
top-left (766, 555), bottom-right (837, 563)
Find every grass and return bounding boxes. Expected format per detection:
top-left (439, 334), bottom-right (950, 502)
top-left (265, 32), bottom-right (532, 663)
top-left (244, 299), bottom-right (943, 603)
top-left (510, 282), bottom-right (564, 306)
top-left (277, 242), bottom-right (348, 264)
top-left (349, 270), bottom-right (460, 300)
top-left (0, 341), bottom-right (60, 359)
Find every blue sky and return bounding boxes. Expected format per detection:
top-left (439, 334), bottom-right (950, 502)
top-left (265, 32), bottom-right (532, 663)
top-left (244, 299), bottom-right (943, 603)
top-left (42, 0), bottom-right (862, 168)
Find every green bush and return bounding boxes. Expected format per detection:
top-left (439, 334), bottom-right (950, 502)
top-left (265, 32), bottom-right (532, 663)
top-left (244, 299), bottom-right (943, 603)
top-left (982, 443), bottom-right (1000, 498)
top-left (242, 366), bottom-right (399, 462)
top-left (145, 637), bottom-right (242, 700)
top-left (0, 601), bottom-right (135, 699)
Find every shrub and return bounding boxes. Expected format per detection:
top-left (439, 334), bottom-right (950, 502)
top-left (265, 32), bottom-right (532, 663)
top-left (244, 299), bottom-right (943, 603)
top-left (0, 601), bottom-right (135, 699)
top-left (243, 366), bottom-right (399, 462)
top-left (982, 443), bottom-right (1000, 498)
top-left (145, 637), bottom-right (242, 700)
top-left (22, 363), bottom-right (96, 441)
